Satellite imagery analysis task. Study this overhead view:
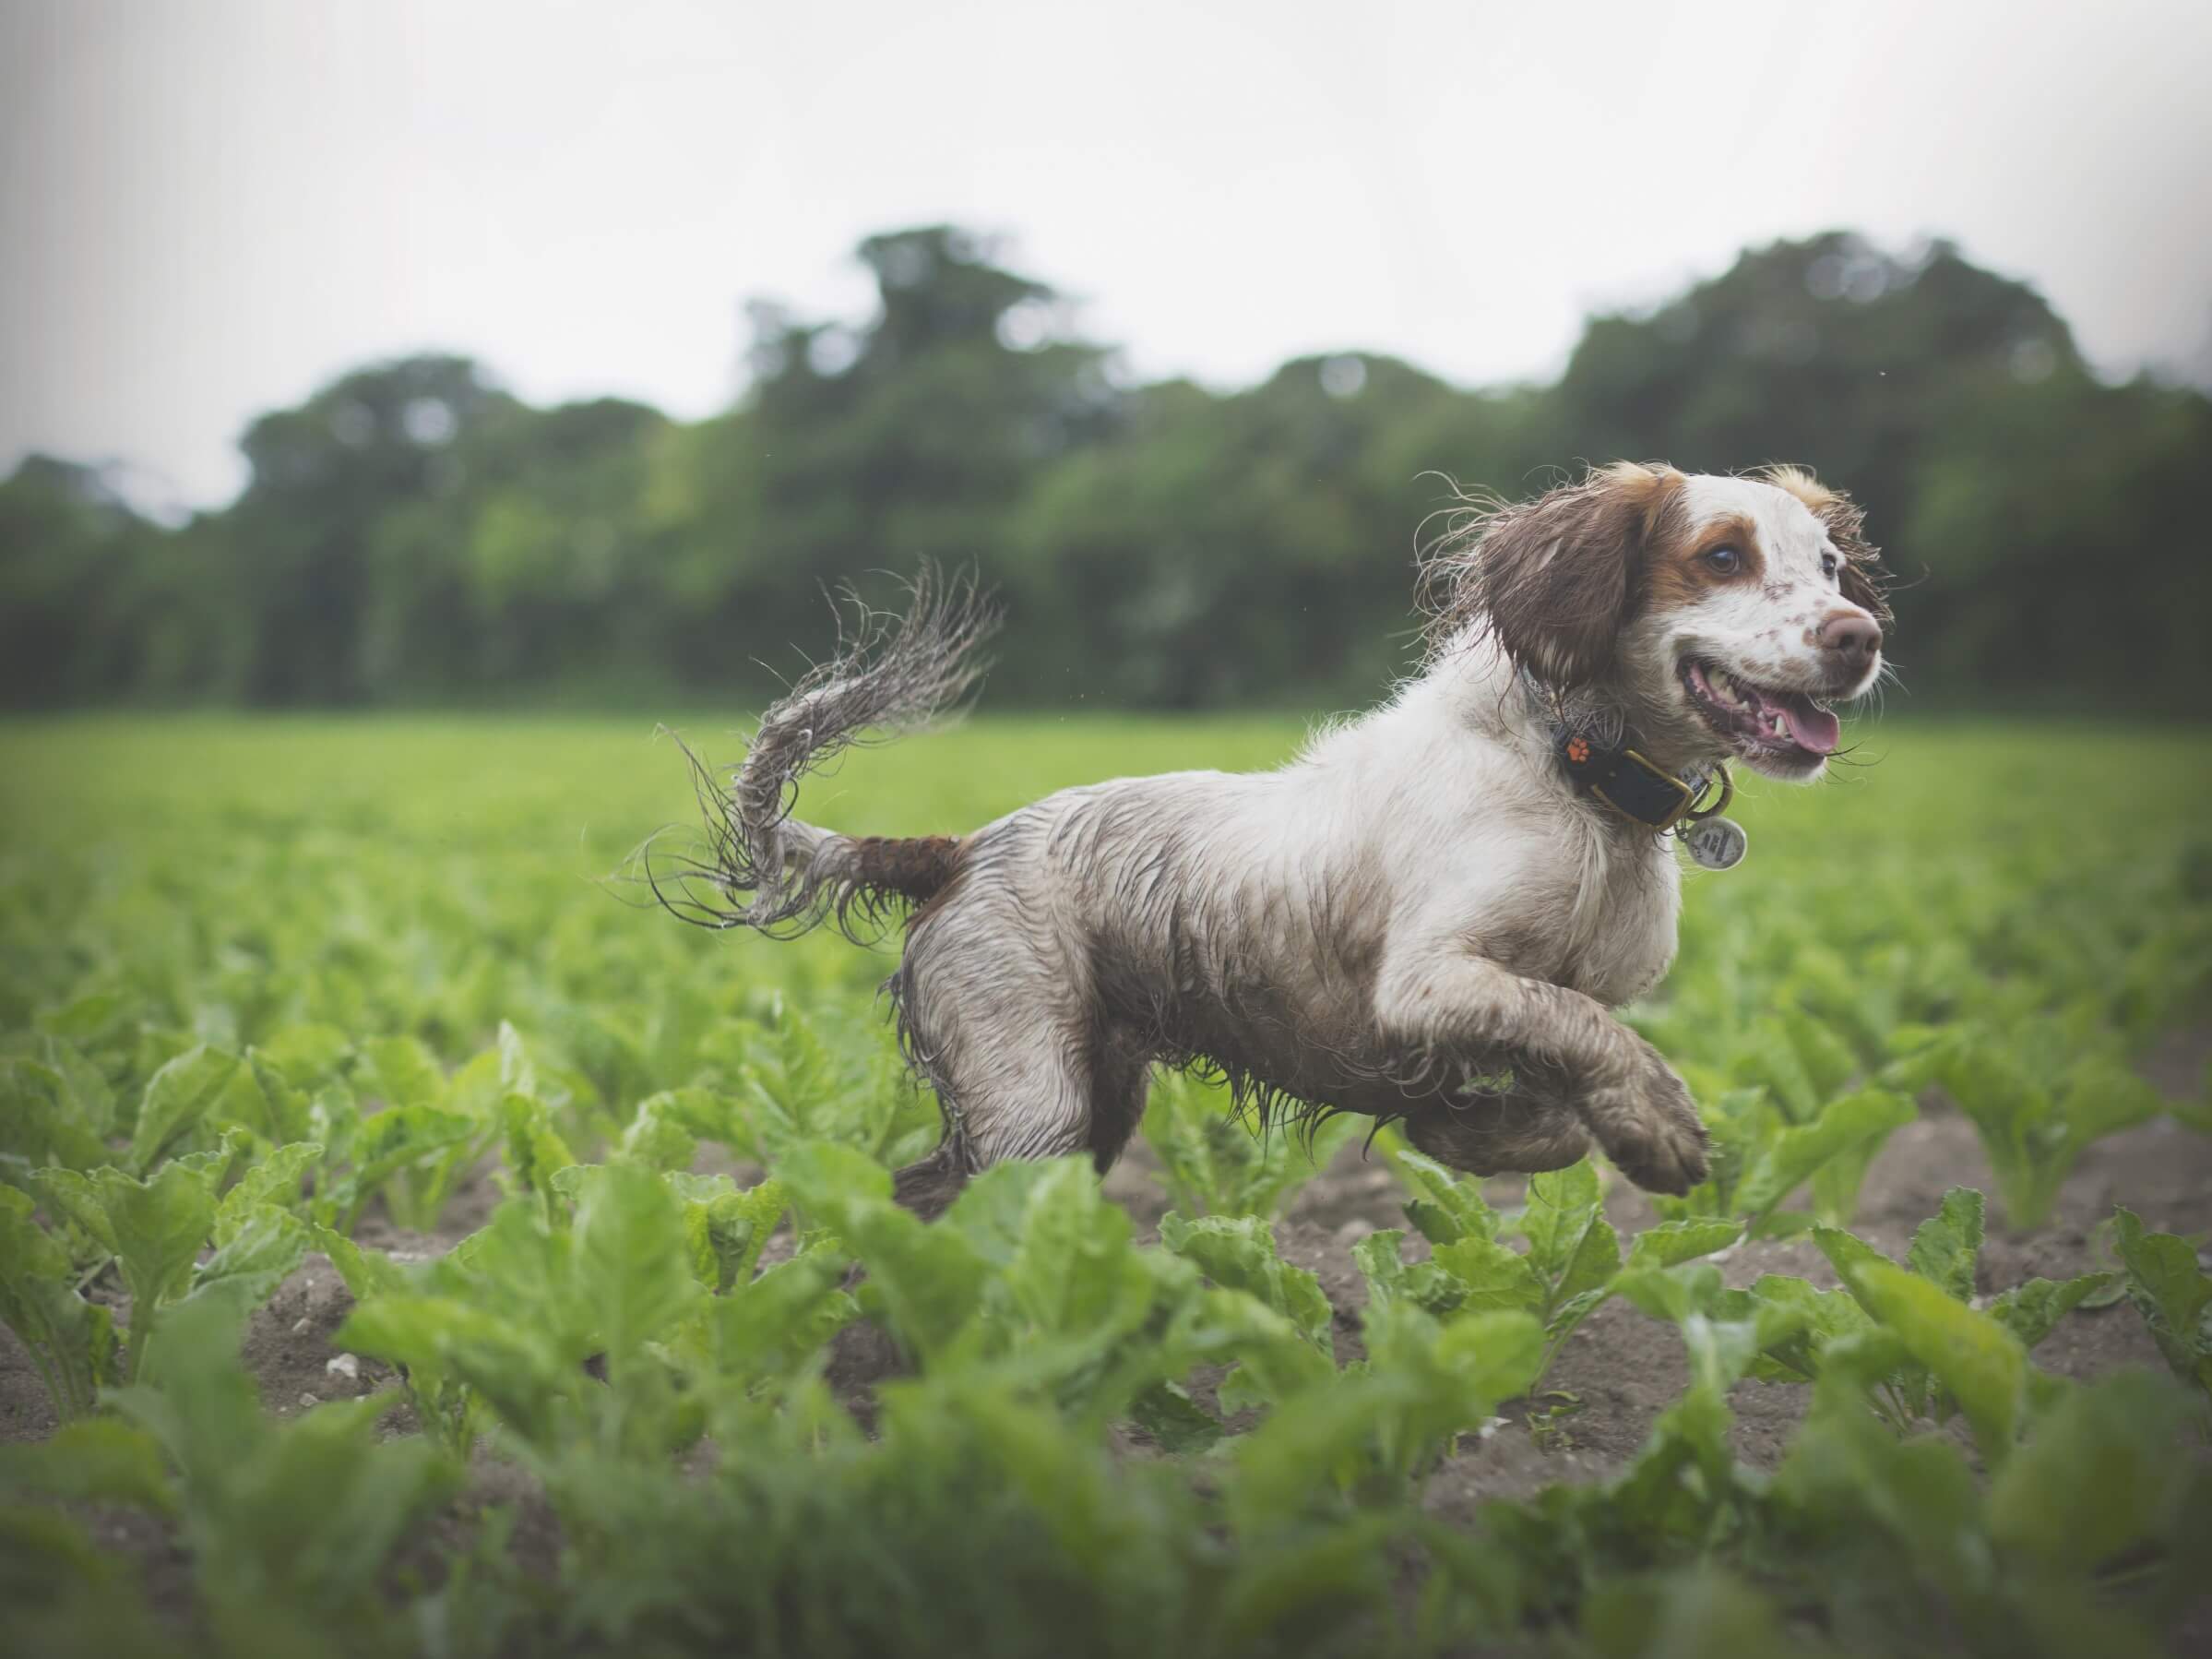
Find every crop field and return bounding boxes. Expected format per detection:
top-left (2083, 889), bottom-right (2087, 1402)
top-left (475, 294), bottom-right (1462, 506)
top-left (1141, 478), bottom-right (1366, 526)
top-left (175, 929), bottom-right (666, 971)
top-left (3, 712), bottom-right (2210, 1658)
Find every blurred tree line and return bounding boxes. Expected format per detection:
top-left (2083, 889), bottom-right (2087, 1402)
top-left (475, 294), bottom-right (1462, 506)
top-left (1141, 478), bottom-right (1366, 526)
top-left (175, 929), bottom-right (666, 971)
top-left (5, 226), bottom-right (2206, 711)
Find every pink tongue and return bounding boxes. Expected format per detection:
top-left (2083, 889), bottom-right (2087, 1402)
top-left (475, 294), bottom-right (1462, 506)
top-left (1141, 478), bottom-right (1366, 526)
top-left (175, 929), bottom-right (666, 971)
top-left (1778, 694), bottom-right (1840, 755)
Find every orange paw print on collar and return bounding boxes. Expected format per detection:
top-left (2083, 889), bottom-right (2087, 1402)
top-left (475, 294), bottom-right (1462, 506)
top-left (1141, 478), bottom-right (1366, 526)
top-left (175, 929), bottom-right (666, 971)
top-left (1565, 737), bottom-right (1590, 763)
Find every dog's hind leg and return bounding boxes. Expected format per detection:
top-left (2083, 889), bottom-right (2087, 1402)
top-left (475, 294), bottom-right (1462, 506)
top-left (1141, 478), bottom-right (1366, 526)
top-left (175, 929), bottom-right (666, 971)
top-left (886, 933), bottom-right (1107, 1212)
top-left (887, 1024), bottom-right (1101, 1214)
top-left (890, 1142), bottom-right (972, 1220)
top-left (1084, 1035), bottom-right (1153, 1175)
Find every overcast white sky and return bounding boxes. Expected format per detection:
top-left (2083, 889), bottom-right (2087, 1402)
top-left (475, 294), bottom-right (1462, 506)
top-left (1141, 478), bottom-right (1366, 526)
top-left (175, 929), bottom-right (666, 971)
top-left (5, 0), bottom-right (2209, 512)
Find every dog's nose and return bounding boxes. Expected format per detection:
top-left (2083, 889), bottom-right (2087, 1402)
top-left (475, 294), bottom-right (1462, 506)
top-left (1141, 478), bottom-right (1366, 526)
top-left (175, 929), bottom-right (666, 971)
top-left (1817, 611), bottom-right (1883, 664)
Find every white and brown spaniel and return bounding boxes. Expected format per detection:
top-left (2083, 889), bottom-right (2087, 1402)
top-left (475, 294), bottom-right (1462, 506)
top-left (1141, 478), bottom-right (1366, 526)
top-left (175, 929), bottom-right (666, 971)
top-left (655, 463), bottom-right (1891, 1211)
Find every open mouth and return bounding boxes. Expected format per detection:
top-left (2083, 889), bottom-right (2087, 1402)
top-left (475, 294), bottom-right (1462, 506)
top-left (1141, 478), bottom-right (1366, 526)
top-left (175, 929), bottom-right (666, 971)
top-left (1679, 657), bottom-right (1841, 766)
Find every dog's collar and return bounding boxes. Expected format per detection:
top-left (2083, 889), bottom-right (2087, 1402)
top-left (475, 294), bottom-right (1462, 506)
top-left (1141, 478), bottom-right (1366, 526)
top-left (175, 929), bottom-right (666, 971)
top-left (1520, 670), bottom-right (1732, 833)
top-left (1550, 725), bottom-right (1731, 831)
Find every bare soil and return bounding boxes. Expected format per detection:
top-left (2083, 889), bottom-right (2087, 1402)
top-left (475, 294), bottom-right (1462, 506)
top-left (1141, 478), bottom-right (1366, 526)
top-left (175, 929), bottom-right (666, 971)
top-left (6, 1032), bottom-right (2210, 1646)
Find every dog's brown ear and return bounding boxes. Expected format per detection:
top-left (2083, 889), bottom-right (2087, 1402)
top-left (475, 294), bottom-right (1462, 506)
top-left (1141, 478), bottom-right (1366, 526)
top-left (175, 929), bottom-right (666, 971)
top-left (1764, 466), bottom-right (1891, 625)
top-left (1824, 497), bottom-right (1890, 626)
top-left (1433, 462), bottom-right (1682, 686)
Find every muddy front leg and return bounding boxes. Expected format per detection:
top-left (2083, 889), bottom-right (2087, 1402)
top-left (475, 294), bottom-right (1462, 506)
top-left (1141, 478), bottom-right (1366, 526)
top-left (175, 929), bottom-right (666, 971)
top-left (1374, 950), bottom-right (1708, 1195)
top-left (1400, 1076), bottom-right (1591, 1178)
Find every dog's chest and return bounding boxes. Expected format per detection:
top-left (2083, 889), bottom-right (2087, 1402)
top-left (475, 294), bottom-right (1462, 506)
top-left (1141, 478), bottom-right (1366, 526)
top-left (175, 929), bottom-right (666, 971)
top-left (1495, 824), bottom-right (1682, 1008)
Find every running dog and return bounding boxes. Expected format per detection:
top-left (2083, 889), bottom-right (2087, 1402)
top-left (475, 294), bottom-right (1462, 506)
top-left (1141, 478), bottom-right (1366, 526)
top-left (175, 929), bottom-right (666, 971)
top-left (652, 462), bottom-right (1890, 1214)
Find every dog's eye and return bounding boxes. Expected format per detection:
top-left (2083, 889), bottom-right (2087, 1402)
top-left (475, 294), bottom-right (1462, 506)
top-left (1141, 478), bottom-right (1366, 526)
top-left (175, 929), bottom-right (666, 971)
top-left (1820, 553), bottom-right (1840, 580)
top-left (1704, 545), bottom-right (1742, 574)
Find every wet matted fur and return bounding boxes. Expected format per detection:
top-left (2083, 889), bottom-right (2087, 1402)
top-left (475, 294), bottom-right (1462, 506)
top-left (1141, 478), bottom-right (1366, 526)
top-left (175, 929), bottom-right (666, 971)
top-left (650, 469), bottom-right (1891, 1214)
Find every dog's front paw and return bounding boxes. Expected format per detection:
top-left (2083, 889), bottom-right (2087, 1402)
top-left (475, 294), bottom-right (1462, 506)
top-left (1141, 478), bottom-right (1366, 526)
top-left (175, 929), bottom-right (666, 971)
top-left (1580, 1044), bottom-right (1710, 1196)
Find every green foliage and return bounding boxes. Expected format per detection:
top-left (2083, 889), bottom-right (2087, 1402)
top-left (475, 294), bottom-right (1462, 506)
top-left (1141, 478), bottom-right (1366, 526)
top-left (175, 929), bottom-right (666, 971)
top-left (713, 997), bottom-right (938, 1170)
top-left (212, 1139), bottom-right (322, 1243)
top-left (778, 1140), bottom-right (990, 1367)
top-left (1618, 1264), bottom-right (1812, 1402)
top-left (1520, 1161), bottom-right (1621, 1315)
top-left (1602, 1186), bottom-right (2113, 1451)
top-left (1350, 1228), bottom-right (1469, 1319)
top-left (35, 1158), bottom-right (220, 1381)
top-left (1234, 1303), bottom-right (1544, 1508)
top-left (1156, 1208), bottom-right (1342, 1416)
top-left (0, 1416), bottom-right (178, 1515)
top-left (129, 1044), bottom-right (264, 1171)
top-left (1160, 1211), bottom-right (1334, 1357)
top-left (0, 716), bottom-right (2206, 1655)
top-left (1368, 1155), bottom-right (1742, 1400)
top-left (1730, 1007), bottom-right (1861, 1124)
top-left (107, 1297), bottom-right (459, 1652)
top-left (1908, 1185), bottom-right (1987, 1301)
top-left (1839, 1259), bottom-right (2028, 1462)
top-left (1656, 1083), bottom-right (1916, 1233)
top-left (0, 1043), bottom-right (113, 1175)
top-left (1985, 1271), bottom-right (2119, 1350)
top-left (1626, 1217), bottom-right (1748, 1271)
top-left (339, 1167), bottom-right (715, 1460)
top-left (0, 1187), bottom-right (117, 1419)
top-left (1763, 1367), bottom-right (2211, 1655)
top-left (1985, 1369), bottom-right (2209, 1579)
top-left (1384, 1141), bottom-right (1504, 1247)
top-left (1140, 1071), bottom-right (1360, 1218)
top-left (1426, 1230), bottom-right (1547, 1318)
top-left (2111, 1206), bottom-right (2212, 1399)
top-left (1899, 1025), bottom-right (2165, 1228)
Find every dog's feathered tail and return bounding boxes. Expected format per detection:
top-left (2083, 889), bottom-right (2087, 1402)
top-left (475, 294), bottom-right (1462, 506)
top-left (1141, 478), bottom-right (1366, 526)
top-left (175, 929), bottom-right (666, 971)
top-left (647, 566), bottom-right (999, 940)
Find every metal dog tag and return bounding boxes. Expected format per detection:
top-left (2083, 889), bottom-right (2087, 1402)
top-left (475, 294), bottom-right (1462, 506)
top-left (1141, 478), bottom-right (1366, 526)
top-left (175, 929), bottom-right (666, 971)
top-left (1682, 815), bottom-right (1747, 871)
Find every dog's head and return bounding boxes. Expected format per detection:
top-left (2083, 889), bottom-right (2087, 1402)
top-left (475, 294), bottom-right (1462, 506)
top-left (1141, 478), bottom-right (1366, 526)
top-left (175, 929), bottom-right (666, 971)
top-left (1427, 462), bottom-right (1891, 781)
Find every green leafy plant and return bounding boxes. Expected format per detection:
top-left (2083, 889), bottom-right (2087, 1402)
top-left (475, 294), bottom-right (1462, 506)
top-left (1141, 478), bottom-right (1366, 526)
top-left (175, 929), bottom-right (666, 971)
top-left (340, 1163), bottom-right (703, 1459)
top-left (2111, 1206), bottom-right (2212, 1401)
top-left (1140, 1070), bottom-right (1361, 1218)
top-left (106, 1297), bottom-right (459, 1653)
top-left (1365, 1153), bottom-right (1742, 1399)
top-left (1231, 1298), bottom-right (1543, 1506)
top-left (1729, 1007), bottom-right (1861, 1124)
top-left (1763, 1366), bottom-right (2212, 1654)
top-left (1616, 1188), bottom-right (2114, 1445)
top-left (32, 1147), bottom-right (303, 1383)
top-left (0, 1041), bottom-right (114, 1178)
top-left (1897, 1023), bottom-right (2164, 1228)
top-left (1158, 1209), bottom-right (1338, 1413)
top-left (0, 1187), bottom-right (117, 1419)
top-left (353, 1031), bottom-right (489, 1228)
top-left (1654, 1084), bottom-right (1916, 1235)
top-left (788, 1149), bottom-right (1319, 1426)
top-left (703, 997), bottom-right (940, 1170)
